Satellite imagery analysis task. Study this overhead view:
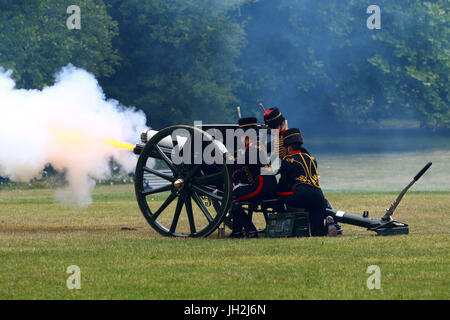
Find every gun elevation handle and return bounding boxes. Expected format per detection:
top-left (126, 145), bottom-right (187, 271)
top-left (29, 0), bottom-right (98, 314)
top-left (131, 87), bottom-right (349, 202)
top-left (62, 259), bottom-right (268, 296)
top-left (414, 162), bottom-right (432, 181)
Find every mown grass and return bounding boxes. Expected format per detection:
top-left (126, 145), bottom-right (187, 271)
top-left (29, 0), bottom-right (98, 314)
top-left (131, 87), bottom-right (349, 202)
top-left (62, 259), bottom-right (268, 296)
top-left (0, 185), bottom-right (448, 299)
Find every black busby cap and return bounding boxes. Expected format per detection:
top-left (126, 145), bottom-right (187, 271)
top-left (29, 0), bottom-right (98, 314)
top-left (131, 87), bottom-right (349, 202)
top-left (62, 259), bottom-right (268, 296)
top-left (283, 128), bottom-right (303, 146)
top-left (263, 107), bottom-right (285, 128)
top-left (238, 117), bottom-right (258, 131)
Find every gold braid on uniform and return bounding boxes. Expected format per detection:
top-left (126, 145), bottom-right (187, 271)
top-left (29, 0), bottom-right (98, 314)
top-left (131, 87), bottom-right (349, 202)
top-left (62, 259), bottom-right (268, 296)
top-left (278, 135), bottom-right (287, 159)
top-left (274, 135), bottom-right (279, 159)
top-left (286, 154), bottom-right (321, 189)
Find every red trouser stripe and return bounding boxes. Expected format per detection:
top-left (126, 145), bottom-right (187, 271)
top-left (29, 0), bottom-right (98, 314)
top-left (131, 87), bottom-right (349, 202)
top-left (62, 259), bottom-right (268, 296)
top-left (277, 185), bottom-right (295, 196)
top-left (276, 191), bottom-right (293, 196)
top-left (236, 175), bottom-right (264, 202)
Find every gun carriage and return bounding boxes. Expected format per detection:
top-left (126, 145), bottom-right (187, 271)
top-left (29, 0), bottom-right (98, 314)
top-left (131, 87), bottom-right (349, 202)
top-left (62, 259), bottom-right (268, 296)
top-left (132, 124), bottom-right (431, 238)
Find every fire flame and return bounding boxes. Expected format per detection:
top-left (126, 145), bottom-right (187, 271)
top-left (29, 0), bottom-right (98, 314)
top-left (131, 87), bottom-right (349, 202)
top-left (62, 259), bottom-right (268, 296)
top-left (49, 128), bottom-right (134, 150)
top-left (104, 139), bottom-right (134, 151)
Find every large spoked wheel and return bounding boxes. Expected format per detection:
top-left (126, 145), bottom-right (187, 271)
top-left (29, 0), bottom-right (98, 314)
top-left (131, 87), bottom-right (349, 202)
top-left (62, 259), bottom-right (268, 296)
top-left (134, 125), bottom-right (232, 237)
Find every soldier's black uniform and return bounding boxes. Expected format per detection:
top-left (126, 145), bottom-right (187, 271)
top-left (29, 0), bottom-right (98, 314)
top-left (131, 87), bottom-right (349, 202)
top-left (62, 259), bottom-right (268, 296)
top-left (276, 129), bottom-right (328, 236)
top-left (229, 117), bottom-right (277, 238)
top-left (263, 107), bottom-right (287, 160)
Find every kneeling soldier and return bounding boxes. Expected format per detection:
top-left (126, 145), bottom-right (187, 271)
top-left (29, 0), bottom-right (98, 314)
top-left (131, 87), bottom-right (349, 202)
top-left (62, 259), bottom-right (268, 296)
top-left (229, 117), bottom-right (277, 238)
top-left (276, 128), bottom-right (337, 237)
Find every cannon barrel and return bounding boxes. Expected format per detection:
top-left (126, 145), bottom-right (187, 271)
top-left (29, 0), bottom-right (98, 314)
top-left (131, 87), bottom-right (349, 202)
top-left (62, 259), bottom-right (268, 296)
top-left (133, 129), bottom-right (187, 155)
top-left (140, 129), bottom-right (181, 148)
top-left (134, 127), bottom-right (230, 157)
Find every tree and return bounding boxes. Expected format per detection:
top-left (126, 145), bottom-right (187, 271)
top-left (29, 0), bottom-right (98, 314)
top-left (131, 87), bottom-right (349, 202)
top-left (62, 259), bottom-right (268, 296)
top-left (368, 0), bottom-right (449, 128)
top-left (0, 0), bottom-right (119, 89)
top-left (236, 0), bottom-right (449, 129)
top-left (102, 0), bottom-right (246, 129)
top-left (1, 0), bottom-right (447, 129)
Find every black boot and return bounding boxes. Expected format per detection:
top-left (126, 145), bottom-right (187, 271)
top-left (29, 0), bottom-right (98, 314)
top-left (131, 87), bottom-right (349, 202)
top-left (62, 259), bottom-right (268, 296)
top-left (229, 206), bottom-right (245, 238)
top-left (246, 230), bottom-right (258, 238)
top-left (325, 200), bottom-right (342, 235)
top-left (229, 230), bottom-right (245, 238)
top-left (335, 221), bottom-right (343, 235)
top-left (326, 216), bottom-right (338, 237)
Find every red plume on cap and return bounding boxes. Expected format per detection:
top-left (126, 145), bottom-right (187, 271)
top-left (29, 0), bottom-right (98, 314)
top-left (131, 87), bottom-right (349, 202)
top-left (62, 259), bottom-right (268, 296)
top-left (263, 107), bottom-right (284, 128)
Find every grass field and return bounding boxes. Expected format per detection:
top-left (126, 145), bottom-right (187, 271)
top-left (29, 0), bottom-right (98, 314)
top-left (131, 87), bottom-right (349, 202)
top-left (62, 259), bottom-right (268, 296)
top-left (0, 184), bottom-right (448, 300)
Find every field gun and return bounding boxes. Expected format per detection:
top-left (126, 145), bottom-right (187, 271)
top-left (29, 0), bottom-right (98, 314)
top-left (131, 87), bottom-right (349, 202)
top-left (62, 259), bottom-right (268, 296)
top-left (131, 124), bottom-right (431, 237)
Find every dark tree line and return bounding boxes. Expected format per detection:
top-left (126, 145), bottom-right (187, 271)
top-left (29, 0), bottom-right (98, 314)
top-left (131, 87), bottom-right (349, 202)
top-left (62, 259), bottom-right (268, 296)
top-left (0, 0), bottom-right (448, 130)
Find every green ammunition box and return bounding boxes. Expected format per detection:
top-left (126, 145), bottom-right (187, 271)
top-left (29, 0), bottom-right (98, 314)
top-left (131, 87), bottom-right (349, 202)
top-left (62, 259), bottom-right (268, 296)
top-left (266, 210), bottom-right (310, 238)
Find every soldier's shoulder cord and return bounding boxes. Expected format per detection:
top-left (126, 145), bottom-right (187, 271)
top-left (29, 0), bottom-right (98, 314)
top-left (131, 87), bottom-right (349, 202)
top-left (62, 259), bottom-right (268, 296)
top-left (300, 147), bottom-right (311, 156)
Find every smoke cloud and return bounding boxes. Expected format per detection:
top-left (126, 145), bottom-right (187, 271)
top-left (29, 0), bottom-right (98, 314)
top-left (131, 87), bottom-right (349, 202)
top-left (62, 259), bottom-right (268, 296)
top-left (0, 65), bottom-right (148, 206)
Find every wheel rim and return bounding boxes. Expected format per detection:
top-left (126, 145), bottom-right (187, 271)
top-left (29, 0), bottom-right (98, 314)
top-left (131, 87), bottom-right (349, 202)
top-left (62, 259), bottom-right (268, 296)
top-left (134, 125), bottom-right (232, 237)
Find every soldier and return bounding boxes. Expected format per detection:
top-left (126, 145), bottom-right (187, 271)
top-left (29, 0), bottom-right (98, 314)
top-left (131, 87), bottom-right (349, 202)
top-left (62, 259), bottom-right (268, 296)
top-left (263, 107), bottom-right (314, 164)
top-left (276, 128), bottom-right (337, 237)
top-left (263, 107), bottom-right (287, 160)
top-left (229, 117), bottom-right (277, 238)
top-left (263, 107), bottom-right (342, 235)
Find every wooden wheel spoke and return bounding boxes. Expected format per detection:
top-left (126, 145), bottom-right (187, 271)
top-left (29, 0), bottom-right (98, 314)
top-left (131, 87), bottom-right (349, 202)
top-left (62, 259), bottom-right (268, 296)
top-left (190, 184), bottom-right (222, 201)
top-left (192, 192), bottom-right (214, 223)
top-left (153, 191), bottom-right (177, 220)
top-left (193, 171), bottom-right (223, 185)
top-left (155, 145), bottom-right (178, 174)
top-left (135, 125), bottom-right (233, 238)
top-left (184, 193), bottom-right (196, 234)
top-left (211, 199), bottom-right (222, 213)
top-left (142, 184), bottom-right (172, 196)
top-left (184, 164), bottom-right (202, 181)
top-left (170, 193), bottom-right (185, 233)
top-left (144, 166), bottom-right (174, 182)
top-left (213, 163), bottom-right (226, 172)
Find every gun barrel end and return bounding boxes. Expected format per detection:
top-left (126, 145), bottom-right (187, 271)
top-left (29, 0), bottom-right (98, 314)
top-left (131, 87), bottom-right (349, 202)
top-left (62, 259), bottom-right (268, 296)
top-left (133, 144), bottom-right (144, 155)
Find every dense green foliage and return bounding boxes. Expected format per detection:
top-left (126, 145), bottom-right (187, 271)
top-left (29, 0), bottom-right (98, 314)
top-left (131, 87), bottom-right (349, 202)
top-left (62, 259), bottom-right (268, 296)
top-left (237, 0), bottom-right (449, 129)
top-left (368, 0), bottom-right (449, 128)
top-left (0, 0), bottom-right (119, 89)
top-left (102, 0), bottom-right (245, 129)
top-left (0, 0), bottom-right (448, 129)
